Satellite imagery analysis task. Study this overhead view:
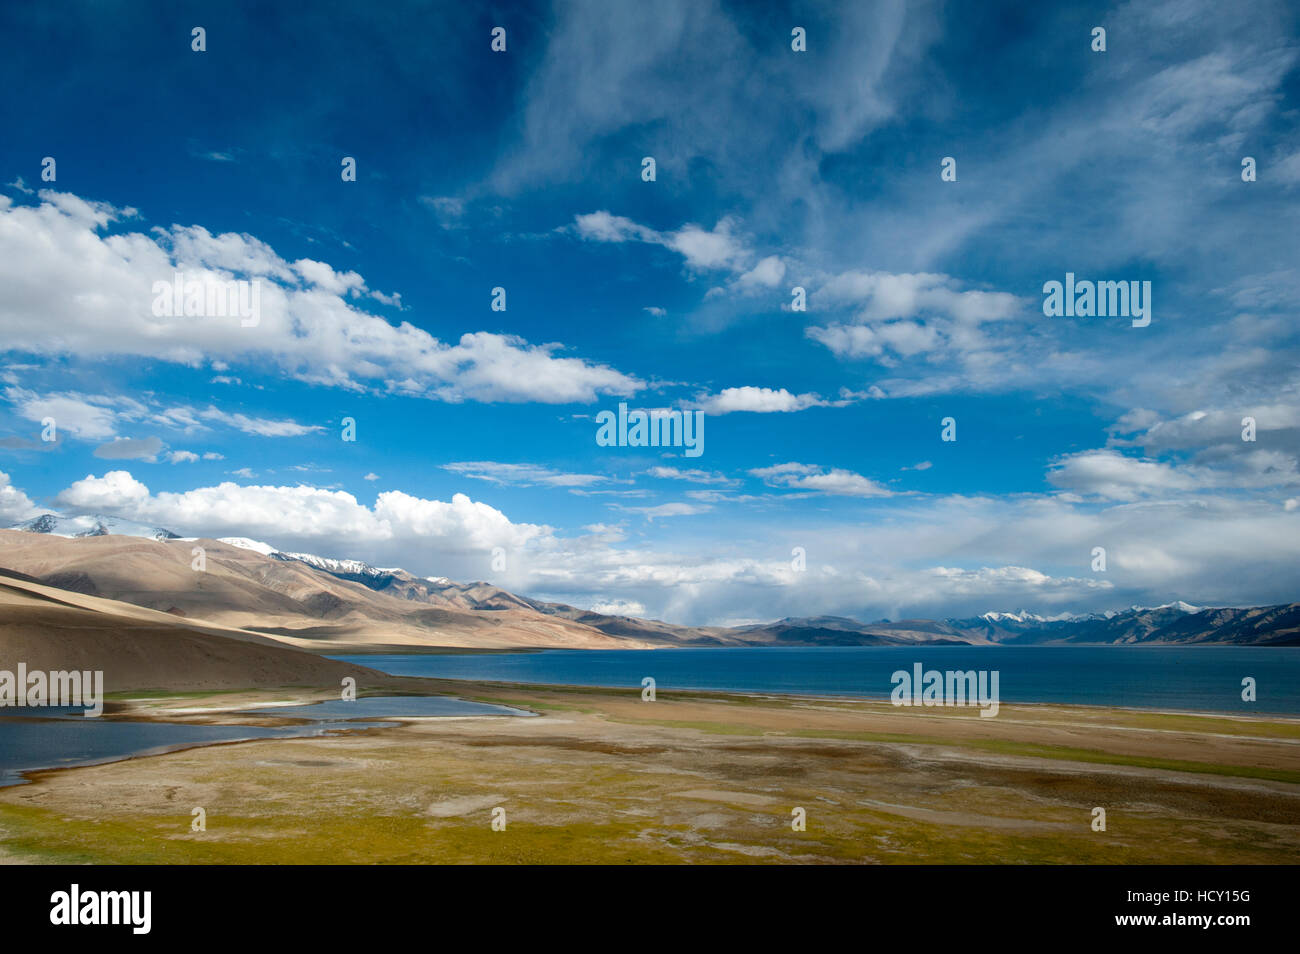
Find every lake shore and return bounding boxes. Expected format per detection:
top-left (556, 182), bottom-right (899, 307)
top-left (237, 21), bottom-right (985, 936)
top-left (2, 679), bottom-right (1298, 864)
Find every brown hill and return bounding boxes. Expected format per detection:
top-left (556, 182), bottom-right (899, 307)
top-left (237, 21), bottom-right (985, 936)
top-left (0, 569), bottom-right (389, 692)
top-left (0, 530), bottom-right (657, 651)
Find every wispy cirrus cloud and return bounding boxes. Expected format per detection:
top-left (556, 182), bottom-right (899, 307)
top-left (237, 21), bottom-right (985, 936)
top-left (441, 461), bottom-right (611, 488)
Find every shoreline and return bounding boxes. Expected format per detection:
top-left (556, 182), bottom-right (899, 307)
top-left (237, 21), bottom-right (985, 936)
top-left (323, 656), bottom-right (1300, 720)
top-left (4, 677), bottom-right (1298, 784)
top-left (3, 680), bottom-right (1299, 864)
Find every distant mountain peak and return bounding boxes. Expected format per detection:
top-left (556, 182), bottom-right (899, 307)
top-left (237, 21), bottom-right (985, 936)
top-left (978, 609), bottom-right (1081, 623)
top-left (1130, 600), bottom-right (1202, 614)
top-left (11, 512), bottom-right (180, 541)
top-left (217, 536), bottom-right (279, 556)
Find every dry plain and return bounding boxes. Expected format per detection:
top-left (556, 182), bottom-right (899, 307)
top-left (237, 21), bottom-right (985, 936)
top-left (2, 679), bottom-right (1298, 864)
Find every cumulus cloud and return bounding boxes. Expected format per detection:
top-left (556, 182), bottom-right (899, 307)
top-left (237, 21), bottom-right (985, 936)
top-left (56, 470), bottom-right (151, 511)
top-left (0, 192), bottom-right (643, 404)
top-left (734, 255), bottom-right (786, 291)
top-left (1049, 448), bottom-right (1300, 500)
top-left (814, 270), bottom-right (1022, 322)
top-left (0, 470), bottom-right (39, 522)
top-left (52, 470), bottom-right (550, 567)
top-left (750, 462), bottom-right (893, 497)
top-left (806, 270), bottom-right (1025, 365)
top-left (695, 386), bottom-right (835, 415)
top-left (1113, 405), bottom-right (1300, 454)
top-left (5, 464), bottom-right (1296, 625)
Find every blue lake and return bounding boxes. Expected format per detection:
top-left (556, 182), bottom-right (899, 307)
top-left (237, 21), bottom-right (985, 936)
top-left (0, 695), bottom-right (529, 787)
top-left (334, 646), bottom-right (1300, 716)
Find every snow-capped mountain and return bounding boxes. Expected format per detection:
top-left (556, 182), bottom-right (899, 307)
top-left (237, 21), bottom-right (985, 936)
top-left (217, 536), bottom-right (279, 556)
top-left (201, 541), bottom-right (1294, 646)
top-left (214, 537), bottom-right (401, 588)
top-left (1131, 601), bottom-right (1202, 614)
top-left (10, 512), bottom-right (182, 541)
top-left (7, 521), bottom-right (1294, 646)
top-left (979, 610), bottom-right (1095, 624)
top-left (272, 550), bottom-right (398, 587)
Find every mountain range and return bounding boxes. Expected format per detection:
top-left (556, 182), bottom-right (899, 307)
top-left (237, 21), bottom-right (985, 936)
top-left (3, 512), bottom-right (1299, 649)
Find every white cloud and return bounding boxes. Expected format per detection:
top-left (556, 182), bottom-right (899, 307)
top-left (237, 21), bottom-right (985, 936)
top-left (734, 255), bottom-right (786, 291)
top-left (572, 211), bottom-right (654, 244)
top-left (2, 386), bottom-right (324, 446)
top-left (664, 219), bottom-right (747, 270)
top-left (807, 270), bottom-right (1025, 365)
top-left (1114, 405), bottom-right (1300, 453)
top-left (645, 466), bottom-right (737, 485)
top-left (0, 470), bottom-right (40, 522)
top-left (696, 386), bottom-right (833, 414)
top-left (3, 387), bottom-right (129, 440)
top-left (1274, 150), bottom-right (1300, 186)
top-left (622, 502), bottom-right (711, 520)
top-left (168, 450), bottom-right (200, 464)
top-left (441, 461), bottom-right (609, 488)
top-left (198, 408), bottom-right (322, 437)
top-left (56, 470), bottom-right (151, 511)
top-left (587, 599), bottom-right (647, 617)
top-left (7, 463), bottom-right (1298, 625)
top-left (291, 258), bottom-right (366, 297)
top-left (814, 270), bottom-right (1021, 322)
top-left (1049, 448), bottom-right (1300, 500)
top-left (0, 192), bottom-right (643, 405)
top-left (419, 195), bottom-right (466, 229)
top-left (490, 0), bottom-right (927, 193)
top-left (93, 436), bottom-right (162, 461)
top-left (575, 211), bottom-right (750, 272)
top-left (750, 462), bottom-right (893, 497)
top-left (51, 471), bottom-right (550, 566)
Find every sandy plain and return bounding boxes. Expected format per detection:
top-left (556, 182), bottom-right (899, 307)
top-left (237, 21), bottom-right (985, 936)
top-left (2, 679), bottom-right (1298, 864)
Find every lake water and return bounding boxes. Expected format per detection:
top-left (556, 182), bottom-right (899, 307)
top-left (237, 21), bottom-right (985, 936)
top-left (0, 695), bottom-right (529, 787)
top-left (334, 646), bottom-right (1300, 716)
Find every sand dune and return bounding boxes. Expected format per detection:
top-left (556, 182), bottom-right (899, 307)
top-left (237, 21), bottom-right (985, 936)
top-left (0, 570), bottom-right (387, 691)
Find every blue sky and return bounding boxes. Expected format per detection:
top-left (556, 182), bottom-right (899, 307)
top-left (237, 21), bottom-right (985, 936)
top-left (1, 0), bottom-right (1298, 625)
